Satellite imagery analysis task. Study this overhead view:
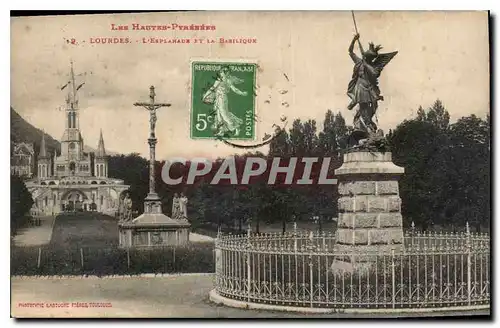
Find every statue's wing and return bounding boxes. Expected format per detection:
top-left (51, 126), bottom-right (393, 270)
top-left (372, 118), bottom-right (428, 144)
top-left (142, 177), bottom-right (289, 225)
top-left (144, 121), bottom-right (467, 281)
top-left (373, 51), bottom-right (398, 73)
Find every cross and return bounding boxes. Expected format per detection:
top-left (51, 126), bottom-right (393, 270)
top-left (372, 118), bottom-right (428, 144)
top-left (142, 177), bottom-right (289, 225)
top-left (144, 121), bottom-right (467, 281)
top-left (133, 86), bottom-right (171, 198)
top-left (134, 86), bottom-right (171, 138)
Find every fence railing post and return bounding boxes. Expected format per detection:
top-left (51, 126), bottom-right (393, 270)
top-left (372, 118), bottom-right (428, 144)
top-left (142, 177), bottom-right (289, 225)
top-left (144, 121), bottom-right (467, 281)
top-left (308, 231), bottom-right (314, 308)
top-left (215, 227), bottom-right (221, 287)
top-left (247, 223), bottom-right (252, 302)
top-left (213, 246), bottom-right (216, 277)
top-left (411, 221), bottom-right (416, 249)
top-left (173, 247), bottom-right (176, 272)
top-left (37, 247), bottom-right (42, 269)
top-left (391, 248), bottom-right (396, 309)
top-left (80, 247), bottom-right (84, 270)
top-left (293, 222), bottom-right (297, 252)
top-left (466, 222), bottom-right (472, 306)
top-left (127, 248), bottom-right (130, 269)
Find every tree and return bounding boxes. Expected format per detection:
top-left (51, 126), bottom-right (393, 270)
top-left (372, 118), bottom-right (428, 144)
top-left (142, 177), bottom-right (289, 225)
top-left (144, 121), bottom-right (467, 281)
top-left (446, 115), bottom-right (490, 231)
top-left (288, 119), bottom-right (305, 157)
top-left (416, 99), bottom-right (450, 130)
top-left (302, 119), bottom-right (319, 156)
top-left (316, 111), bottom-right (348, 226)
top-left (269, 126), bottom-right (290, 157)
top-left (390, 100), bottom-right (490, 231)
top-left (390, 101), bottom-right (451, 229)
top-left (390, 118), bottom-right (449, 229)
top-left (318, 110), bottom-right (337, 156)
top-left (108, 153), bottom-right (149, 213)
top-left (11, 175), bottom-right (33, 236)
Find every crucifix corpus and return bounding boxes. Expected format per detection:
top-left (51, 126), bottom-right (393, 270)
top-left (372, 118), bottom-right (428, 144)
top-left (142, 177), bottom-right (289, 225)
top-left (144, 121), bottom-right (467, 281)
top-left (134, 86), bottom-right (171, 207)
top-left (134, 85), bottom-right (171, 139)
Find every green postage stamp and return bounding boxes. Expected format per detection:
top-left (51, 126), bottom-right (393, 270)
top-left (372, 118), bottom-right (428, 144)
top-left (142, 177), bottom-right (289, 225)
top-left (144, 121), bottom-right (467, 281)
top-left (190, 61), bottom-right (256, 140)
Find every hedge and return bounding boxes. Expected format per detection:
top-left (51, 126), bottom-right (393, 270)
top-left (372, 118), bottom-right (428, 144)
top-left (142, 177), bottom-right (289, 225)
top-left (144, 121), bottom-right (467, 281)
top-left (11, 242), bottom-right (215, 276)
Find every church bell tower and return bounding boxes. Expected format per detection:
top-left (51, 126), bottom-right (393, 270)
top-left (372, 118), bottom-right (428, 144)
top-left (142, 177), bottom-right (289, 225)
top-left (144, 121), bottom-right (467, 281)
top-left (54, 61), bottom-right (91, 177)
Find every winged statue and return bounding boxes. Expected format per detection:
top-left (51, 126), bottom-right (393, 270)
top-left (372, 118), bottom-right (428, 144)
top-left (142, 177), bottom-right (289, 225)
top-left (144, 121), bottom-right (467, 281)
top-left (347, 33), bottom-right (398, 141)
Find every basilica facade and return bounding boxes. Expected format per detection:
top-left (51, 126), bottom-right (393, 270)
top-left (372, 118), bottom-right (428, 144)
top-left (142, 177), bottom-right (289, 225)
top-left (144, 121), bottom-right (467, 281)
top-left (24, 63), bottom-right (129, 217)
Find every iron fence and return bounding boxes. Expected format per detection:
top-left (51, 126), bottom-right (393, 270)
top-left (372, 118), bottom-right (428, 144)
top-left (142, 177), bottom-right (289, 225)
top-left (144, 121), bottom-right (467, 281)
top-left (214, 223), bottom-right (490, 311)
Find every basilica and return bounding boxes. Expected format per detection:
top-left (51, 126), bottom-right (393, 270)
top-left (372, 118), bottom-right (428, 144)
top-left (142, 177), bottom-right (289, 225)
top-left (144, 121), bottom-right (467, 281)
top-left (24, 63), bottom-right (129, 216)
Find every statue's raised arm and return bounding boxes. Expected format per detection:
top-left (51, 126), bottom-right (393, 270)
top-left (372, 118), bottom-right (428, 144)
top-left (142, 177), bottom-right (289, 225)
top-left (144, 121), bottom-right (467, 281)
top-left (348, 33), bottom-right (362, 63)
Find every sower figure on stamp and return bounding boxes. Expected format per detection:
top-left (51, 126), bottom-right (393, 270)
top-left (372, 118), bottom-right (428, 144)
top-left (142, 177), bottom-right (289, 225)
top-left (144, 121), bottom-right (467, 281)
top-left (202, 66), bottom-right (248, 137)
top-left (347, 32), bottom-right (397, 141)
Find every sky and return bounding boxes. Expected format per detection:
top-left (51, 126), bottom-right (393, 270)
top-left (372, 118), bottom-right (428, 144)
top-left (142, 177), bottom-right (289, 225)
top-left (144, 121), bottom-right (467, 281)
top-left (11, 11), bottom-right (490, 160)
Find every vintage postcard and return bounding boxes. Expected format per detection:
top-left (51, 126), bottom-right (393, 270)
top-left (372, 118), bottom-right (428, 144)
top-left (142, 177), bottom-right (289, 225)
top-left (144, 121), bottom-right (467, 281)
top-left (10, 11), bottom-right (490, 318)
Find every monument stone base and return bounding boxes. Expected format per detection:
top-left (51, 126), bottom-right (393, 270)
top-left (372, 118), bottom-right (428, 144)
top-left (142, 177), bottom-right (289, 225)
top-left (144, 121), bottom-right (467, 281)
top-left (333, 151), bottom-right (405, 270)
top-left (118, 193), bottom-right (191, 248)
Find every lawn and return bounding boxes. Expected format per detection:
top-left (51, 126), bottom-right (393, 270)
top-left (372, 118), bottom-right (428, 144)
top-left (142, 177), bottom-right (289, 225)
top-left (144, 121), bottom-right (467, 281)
top-left (49, 212), bottom-right (119, 248)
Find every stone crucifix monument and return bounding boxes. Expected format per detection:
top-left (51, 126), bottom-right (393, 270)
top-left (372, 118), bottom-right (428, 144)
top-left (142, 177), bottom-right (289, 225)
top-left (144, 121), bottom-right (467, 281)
top-left (118, 86), bottom-right (191, 248)
top-left (333, 21), bottom-right (404, 266)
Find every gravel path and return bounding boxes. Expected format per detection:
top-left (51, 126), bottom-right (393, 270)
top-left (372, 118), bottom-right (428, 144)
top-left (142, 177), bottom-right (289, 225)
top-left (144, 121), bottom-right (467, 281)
top-left (13, 216), bottom-right (55, 247)
top-left (190, 233), bottom-right (214, 243)
top-left (11, 274), bottom-right (489, 318)
top-left (14, 213), bottom-right (214, 248)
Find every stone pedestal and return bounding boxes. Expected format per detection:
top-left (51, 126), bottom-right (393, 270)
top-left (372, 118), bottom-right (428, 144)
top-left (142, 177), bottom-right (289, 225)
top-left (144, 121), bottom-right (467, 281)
top-left (118, 192), bottom-right (191, 248)
top-left (334, 151), bottom-right (405, 263)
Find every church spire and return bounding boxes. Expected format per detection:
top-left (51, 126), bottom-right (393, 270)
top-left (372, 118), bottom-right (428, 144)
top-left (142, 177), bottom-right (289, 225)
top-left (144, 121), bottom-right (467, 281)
top-left (69, 60), bottom-right (77, 109)
top-left (96, 129), bottom-right (106, 158)
top-left (63, 60), bottom-right (85, 111)
top-left (39, 131), bottom-right (48, 158)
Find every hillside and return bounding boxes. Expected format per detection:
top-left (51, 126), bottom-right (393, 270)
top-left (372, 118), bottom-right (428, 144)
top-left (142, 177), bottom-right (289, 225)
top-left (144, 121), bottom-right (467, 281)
top-left (11, 107), bottom-right (60, 156)
top-left (11, 107), bottom-right (118, 156)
